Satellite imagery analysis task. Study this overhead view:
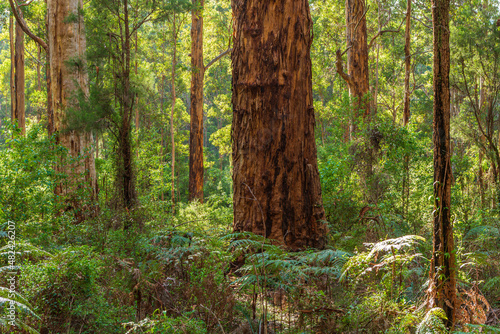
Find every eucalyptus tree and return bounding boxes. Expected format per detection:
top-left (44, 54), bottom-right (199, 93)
top-left (10, 13), bottom-right (25, 135)
top-left (231, 0), bottom-right (327, 250)
top-left (188, 0), bottom-right (232, 202)
top-left (9, 0), bottom-right (97, 205)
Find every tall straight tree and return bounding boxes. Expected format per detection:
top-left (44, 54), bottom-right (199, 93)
top-left (429, 0), bottom-right (457, 327)
top-left (11, 13), bottom-right (25, 136)
top-left (336, 0), bottom-right (370, 124)
top-left (188, 0), bottom-right (231, 202)
top-left (402, 0), bottom-right (411, 220)
top-left (47, 0), bottom-right (97, 200)
top-left (189, 0), bottom-right (205, 202)
top-left (9, 0), bottom-right (95, 203)
top-left (231, 0), bottom-right (327, 250)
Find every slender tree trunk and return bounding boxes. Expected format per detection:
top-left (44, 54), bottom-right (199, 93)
top-left (402, 0), bottom-right (411, 220)
top-left (119, 0), bottom-right (136, 212)
top-left (47, 0), bottom-right (97, 202)
top-left (9, 16), bottom-right (16, 127)
top-left (161, 77), bottom-right (165, 202)
top-left (373, 0), bottom-right (381, 114)
top-left (231, 0), bottom-right (327, 250)
top-left (14, 15), bottom-right (25, 136)
top-left (479, 79), bottom-right (485, 207)
top-left (403, 0), bottom-right (411, 126)
top-left (37, 45), bottom-right (42, 122)
top-left (135, 32), bottom-right (140, 159)
top-left (346, 0), bottom-right (370, 120)
top-left (429, 0), bottom-right (457, 327)
top-left (171, 14), bottom-right (177, 214)
top-left (189, 0), bottom-right (205, 202)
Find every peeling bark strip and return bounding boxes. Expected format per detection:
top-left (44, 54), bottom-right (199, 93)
top-left (189, 0), bottom-right (205, 202)
top-left (47, 0), bottom-right (97, 200)
top-left (231, 0), bottom-right (327, 250)
top-left (429, 0), bottom-right (457, 327)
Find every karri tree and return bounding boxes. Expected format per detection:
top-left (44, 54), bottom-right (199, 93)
top-left (428, 0), bottom-right (457, 328)
top-left (336, 0), bottom-right (370, 124)
top-left (9, 0), bottom-right (97, 204)
top-left (189, 0), bottom-right (232, 202)
top-left (47, 0), bottom-right (97, 200)
top-left (231, 0), bottom-right (327, 250)
top-left (10, 13), bottom-right (25, 136)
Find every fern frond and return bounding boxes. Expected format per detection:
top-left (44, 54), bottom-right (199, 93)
top-left (416, 308), bottom-right (447, 334)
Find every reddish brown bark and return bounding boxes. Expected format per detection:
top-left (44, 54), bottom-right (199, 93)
top-left (9, 16), bottom-right (15, 127)
top-left (428, 0), bottom-right (457, 327)
top-left (346, 0), bottom-right (370, 118)
top-left (9, 14), bottom-right (25, 136)
top-left (189, 0), bottom-right (205, 202)
top-left (47, 0), bottom-right (97, 200)
top-left (231, 0), bottom-right (327, 250)
top-left (14, 14), bottom-right (25, 136)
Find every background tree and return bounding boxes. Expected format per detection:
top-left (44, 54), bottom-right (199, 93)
top-left (11, 13), bottom-right (25, 135)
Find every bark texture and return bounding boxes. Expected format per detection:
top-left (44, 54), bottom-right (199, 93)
top-left (9, 16), bottom-right (15, 127)
top-left (403, 0), bottom-right (411, 126)
top-left (171, 13), bottom-right (178, 213)
top-left (189, 0), bottom-right (205, 202)
top-left (402, 0), bottom-right (411, 220)
top-left (9, 14), bottom-right (25, 135)
top-left (429, 0), bottom-right (457, 327)
top-left (47, 0), bottom-right (97, 199)
top-left (346, 0), bottom-right (370, 118)
top-left (14, 15), bottom-right (25, 136)
top-left (231, 0), bottom-right (327, 250)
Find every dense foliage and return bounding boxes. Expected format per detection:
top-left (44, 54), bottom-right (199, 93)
top-left (0, 0), bottom-right (499, 333)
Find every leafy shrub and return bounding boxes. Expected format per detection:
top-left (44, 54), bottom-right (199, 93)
top-left (20, 245), bottom-right (123, 333)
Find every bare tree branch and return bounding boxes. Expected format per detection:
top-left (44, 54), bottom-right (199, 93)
top-left (8, 0), bottom-right (47, 50)
top-left (204, 48), bottom-right (232, 71)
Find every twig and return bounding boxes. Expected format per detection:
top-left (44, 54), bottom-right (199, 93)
top-left (204, 48), bottom-right (232, 71)
top-left (199, 304), bottom-right (226, 334)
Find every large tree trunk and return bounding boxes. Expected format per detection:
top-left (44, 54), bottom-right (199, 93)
top-left (429, 0), bottom-right (457, 327)
top-left (231, 0), bottom-right (327, 250)
top-left (47, 0), bottom-right (97, 201)
top-left (189, 0), bottom-right (205, 202)
top-left (346, 0), bottom-right (370, 119)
